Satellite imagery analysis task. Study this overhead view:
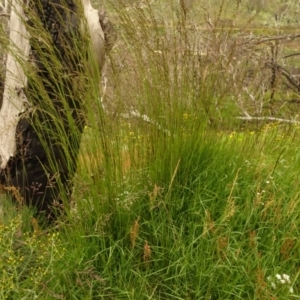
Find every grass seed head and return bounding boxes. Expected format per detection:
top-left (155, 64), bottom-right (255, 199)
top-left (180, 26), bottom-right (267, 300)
top-left (143, 240), bottom-right (151, 264)
top-left (130, 216), bottom-right (140, 248)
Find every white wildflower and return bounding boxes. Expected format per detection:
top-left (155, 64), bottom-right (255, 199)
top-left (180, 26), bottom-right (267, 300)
top-left (267, 276), bottom-right (276, 289)
top-left (267, 273), bottom-right (293, 294)
top-left (282, 274), bottom-right (291, 283)
top-left (276, 274), bottom-right (283, 282)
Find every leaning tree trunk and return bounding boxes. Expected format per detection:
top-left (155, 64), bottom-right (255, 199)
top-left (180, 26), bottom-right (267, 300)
top-left (0, 0), bottom-right (109, 221)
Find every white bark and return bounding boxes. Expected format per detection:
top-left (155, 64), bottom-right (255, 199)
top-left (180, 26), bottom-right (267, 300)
top-left (82, 0), bottom-right (105, 75)
top-left (0, 0), bottom-right (29, 169)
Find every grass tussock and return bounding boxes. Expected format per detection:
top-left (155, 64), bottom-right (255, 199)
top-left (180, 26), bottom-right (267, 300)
top-left (1, 0), bottom-right (300, 298)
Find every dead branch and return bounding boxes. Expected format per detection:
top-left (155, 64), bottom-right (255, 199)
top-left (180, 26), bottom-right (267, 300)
top-left (238, 33), bottom-right (300, 47)
top-left (265, 62), bottom-right (300, 92)
top-left (283, 52), bottom-right (300, 59)
top-left (237, 116), bottom-right (300, 125)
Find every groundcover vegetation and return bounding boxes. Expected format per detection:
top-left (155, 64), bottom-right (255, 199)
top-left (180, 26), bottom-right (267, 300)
top-left (1, 0), bottom-right (300, 299)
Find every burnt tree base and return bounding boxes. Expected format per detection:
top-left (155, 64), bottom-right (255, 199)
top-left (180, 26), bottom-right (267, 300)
top-left (0, 112), bottom-right (83, 222)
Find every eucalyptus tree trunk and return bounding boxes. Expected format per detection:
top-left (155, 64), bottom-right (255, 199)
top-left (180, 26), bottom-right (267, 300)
top-left (0, 0), bottom-right (108, 221)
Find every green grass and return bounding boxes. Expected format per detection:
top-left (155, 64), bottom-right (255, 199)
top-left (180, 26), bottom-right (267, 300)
top-left (2, 123), bottom-right (300, 299)
top-left (1, 0), bottom-right (300, 299)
